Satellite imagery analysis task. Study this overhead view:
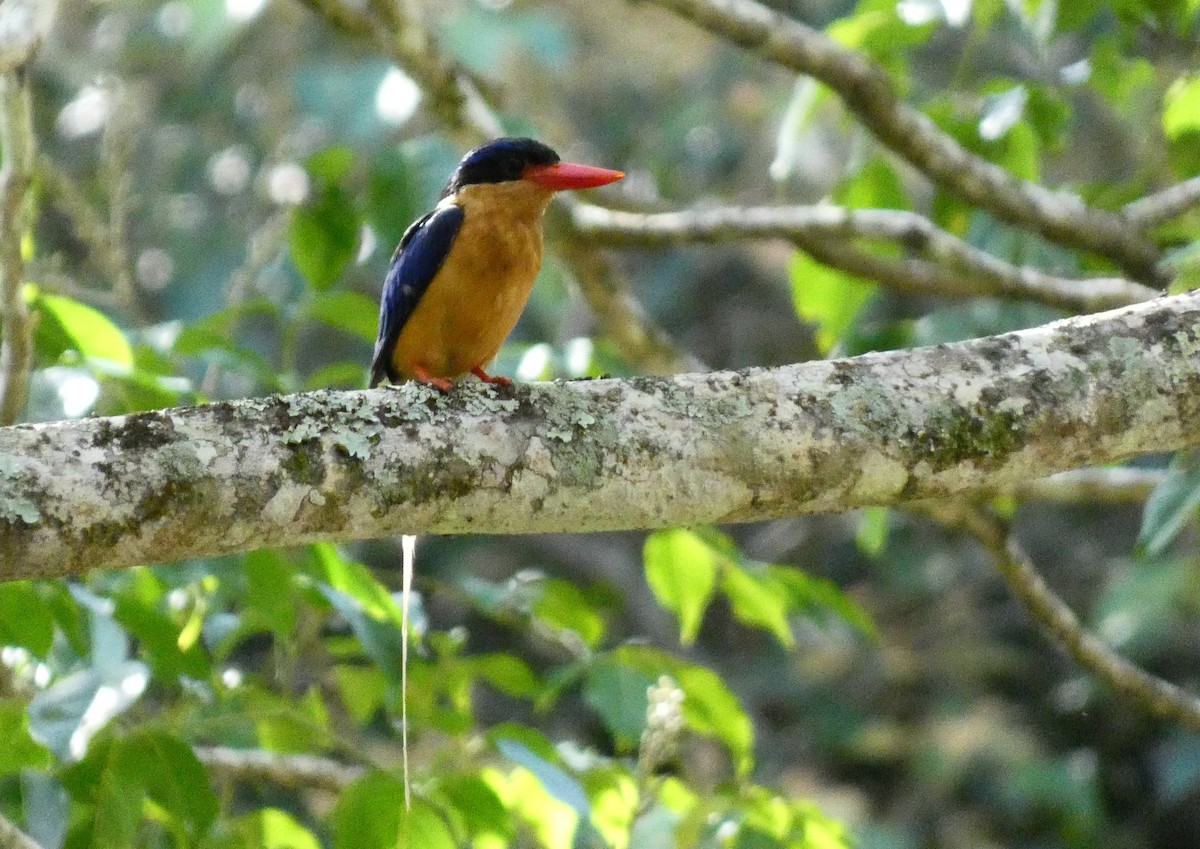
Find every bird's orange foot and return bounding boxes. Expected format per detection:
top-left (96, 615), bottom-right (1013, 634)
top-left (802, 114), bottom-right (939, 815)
top-left (471, 366), bottom-right (513, 388)
top-left (413, 364), bottom-right (455, 393)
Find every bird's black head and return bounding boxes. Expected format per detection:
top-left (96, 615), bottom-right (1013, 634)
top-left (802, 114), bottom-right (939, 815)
top-left (442, 137), bottom-right (560, 197)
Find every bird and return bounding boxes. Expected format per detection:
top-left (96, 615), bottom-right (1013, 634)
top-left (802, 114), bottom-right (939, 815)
top-left (368, 137), bottom-right (624, 392)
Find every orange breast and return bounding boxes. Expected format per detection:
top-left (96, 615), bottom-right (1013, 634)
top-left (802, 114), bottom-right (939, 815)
top-left (390, 181), bottom-right (553, 380)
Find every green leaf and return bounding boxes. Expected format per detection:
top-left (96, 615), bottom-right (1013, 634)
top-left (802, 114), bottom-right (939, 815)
top-left (313, 543), bottom-right (405, 626)
top-left (305, 290), bottom-right (380, 342)
top-left (582, 766), bottom-right (638, 849)
top-left (440, 774), bottom-right (513, 842)
top-left (367, 147), bottom-right (430, 250)
top-left (289, 187), bottom-right (360, 291)
top-left (855, 507), bottom-right (890, 557)
top-left (790, 253), bottom-right (877, 354)
top-left (236, 808), bottom-right (322, 849)
top-left (246, 685), bottom-right (331, 753)
top-left (0, 700), bottom-right (53, 775)
top-left (66, 732), bottom-right (218, 845)
top-left (582, 656), bottom-right (653, 749)
top-left (307, 146), bottom-right (356, 185)
top-left (333, 665), bottom-right (387, 723)
top-left (834, 156), bottom-right (910, 211)
top-left (533, 577), bottom-right (608, 648)
top-left (244, 549), bottom-right (298, 636)
top-left (770, 565), bottom-right (878, 640)
top-left (0, 581), bottom-right (54, 655)
top-left (332, 772), bottom-right (451, 849)
top-left (1164, 74), bottom-right (1200, 140)
top-left (400, 801), bottom-right (457, 849)
top-left (472, 653), bottom-right (541, 698)
top-left (494, 736), bottom-right (591, 816)
top-left (1137, 450), bottom-right (1200, 558)
top-left (110, 568), bottom-right (211, 680)
top-left (721, 565), bottom-right (795, 648)
top-left (34, 291), bottom-right (133, 367)
top-left (643, 529), bottom-right (719, 645)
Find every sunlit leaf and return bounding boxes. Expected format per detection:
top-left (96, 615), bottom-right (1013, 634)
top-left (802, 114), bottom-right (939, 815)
top-left (1164, 74), bottom-right (1200, 140)
top-left (494, 736), bottom-right (591, 816)
top-left (533, 577), bottom-right (608, 648)
top-left (237, 808), bottom-right (322, 849)
top-left (247, 686), bottom-right (331, 753)
top-left (244, 549), bottom-right (298, 636)
top-left (583, 766), bottom-right (638, 849)
top-left (440, 774), bottom-right (513, 843)
top-left (644, 529), bottom-right (719, 645)
top-left (721, 565), bottom-right (795, 648)
top-left (110, 568), bottom-right (210, 680)
top-left (33, 291), bottom-right (133, 367)
top-left (790, 253), bottom-right (877, 355)
top-left (307, 146), bottom-right (356, 184)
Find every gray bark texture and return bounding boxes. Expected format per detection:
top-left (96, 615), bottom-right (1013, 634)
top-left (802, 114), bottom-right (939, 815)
top-left (2, 290), bottom-right (1199, 577)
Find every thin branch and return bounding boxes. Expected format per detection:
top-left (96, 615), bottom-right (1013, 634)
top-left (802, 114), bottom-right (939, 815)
top-left (1008, 467), bottom-right (1165, 504)
top-left (0, 69), bottom-right (35, 426)
top-left (99, 81), bottom-right (142, 317)
top-left (224, 210), bottom-right (289, 304)
top-left (641, 0), bottom-right (1166, 284)
top-left (196, 745), bottom-right (365, 793)
top-left (0, 812), bottom-right (42, 849)
top-left (294, 0), bottom-right (502, 140)
top-left (2, 290), bottom-right (1199, 575)
top-left (932, 505), bottom-right (1200, 731)
top-left (35, 157), bottom-right (138, 313)
top-left (574, 203), bottom-right (1158, 312)
top-left (1124, 176), bottom-right (1200, 229)
top-left (551, 204), bottom-right (705, 375)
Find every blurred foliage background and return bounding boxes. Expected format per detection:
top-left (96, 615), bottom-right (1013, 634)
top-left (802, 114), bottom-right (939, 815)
top-left (3, 0), bottom-right (1200, 847)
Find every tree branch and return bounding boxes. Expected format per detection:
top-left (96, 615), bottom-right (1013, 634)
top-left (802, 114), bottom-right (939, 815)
top-left (641, 0), bottom-right (1166, 284)
top-left (1008, 467), bottom-right (1164, 503)
top-left (0, 813), bottom-right (42, 849)
top-left (196, 745), bottom-right (365, 793)
top-left (1124, 176), bottom-right (1200, 229)
top-left (573, 203), bottom-right (1158, 312)
top-left (0, 67), bottom-right (35, 426)
top-left (933, 505), bottom-right (1200, 731)
top-left (294, 0), bottom-right (502, 140)
top-left (2, 291), bottom-right (1199, 575)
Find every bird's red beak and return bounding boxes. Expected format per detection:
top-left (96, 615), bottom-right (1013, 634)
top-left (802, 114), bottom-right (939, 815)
top-left (523, 162), bottom-right (624, 191)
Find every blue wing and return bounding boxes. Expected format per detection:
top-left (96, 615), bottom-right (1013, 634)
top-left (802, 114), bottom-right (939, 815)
top-left (368, 202), bottom-right (465, 387)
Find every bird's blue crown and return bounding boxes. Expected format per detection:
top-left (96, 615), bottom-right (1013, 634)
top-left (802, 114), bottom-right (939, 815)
top-left (442, 137), bottom-right (560, 197)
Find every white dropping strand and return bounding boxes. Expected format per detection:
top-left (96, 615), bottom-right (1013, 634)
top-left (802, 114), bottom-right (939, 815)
top-left (400, 533), bottom-right (416, 810)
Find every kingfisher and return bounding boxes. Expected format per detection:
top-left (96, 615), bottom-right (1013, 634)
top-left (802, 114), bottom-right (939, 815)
top-left (368, 137), bottom-right (624, 392)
